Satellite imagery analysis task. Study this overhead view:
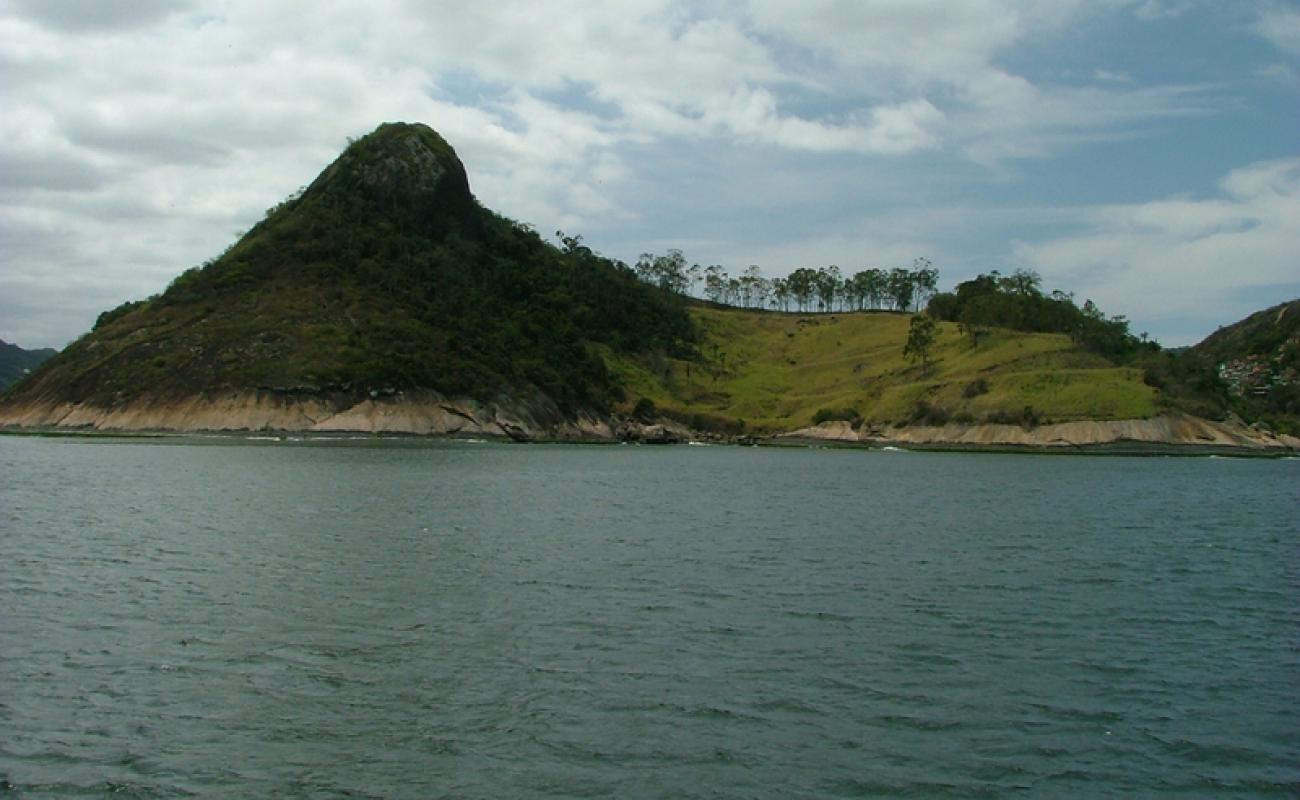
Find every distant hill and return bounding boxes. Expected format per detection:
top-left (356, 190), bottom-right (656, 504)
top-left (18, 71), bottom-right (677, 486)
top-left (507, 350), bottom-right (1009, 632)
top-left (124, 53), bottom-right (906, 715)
top-left (1, 122), bottom-right (694, 421)
top-left (0, 340), bottom-right (57, 391)
top-left (1192, 299), bottom-right (1300, 366)
top-left (1189, 299), bottom-right (1300, 421)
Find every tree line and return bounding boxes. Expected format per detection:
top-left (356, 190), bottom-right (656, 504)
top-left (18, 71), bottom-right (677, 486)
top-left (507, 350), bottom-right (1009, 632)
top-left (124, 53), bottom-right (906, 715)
top-left (926, 268), bottom-right (1154, 361)
top-left (610, 239), bottom-right (1157, 361)
top-left (629, 249), bottom-right (939, 313)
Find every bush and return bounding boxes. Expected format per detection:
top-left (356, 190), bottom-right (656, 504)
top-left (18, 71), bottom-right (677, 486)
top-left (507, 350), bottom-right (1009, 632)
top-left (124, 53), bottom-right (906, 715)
top-left (662, 408), bottom-right (746, 436)
top-left (962, 378), bottom-right (990, 398)
top-left (909, 400), bottom-right (950, 426)
top-left (813, 407), bottom-right (861, 425)
top-left (986, 405), bottom-right (1041, 429)
top-left (632, 397), bottom-right (657, 422)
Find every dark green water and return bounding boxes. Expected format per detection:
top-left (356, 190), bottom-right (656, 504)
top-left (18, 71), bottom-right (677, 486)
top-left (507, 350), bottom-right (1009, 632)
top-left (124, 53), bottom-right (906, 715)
top-left (1, 436), bottom-right (1297, 798)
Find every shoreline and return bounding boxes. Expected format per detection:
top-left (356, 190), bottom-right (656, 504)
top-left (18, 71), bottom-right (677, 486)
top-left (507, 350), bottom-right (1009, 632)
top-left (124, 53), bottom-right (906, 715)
top-left (3, 423), bottom-right (1296, 458)
top-left (1, 390), bottom-right (1295, 456)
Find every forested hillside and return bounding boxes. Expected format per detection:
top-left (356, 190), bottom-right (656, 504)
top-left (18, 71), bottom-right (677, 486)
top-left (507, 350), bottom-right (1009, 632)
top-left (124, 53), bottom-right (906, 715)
top-left (4, 123), bottom-right (695, 414)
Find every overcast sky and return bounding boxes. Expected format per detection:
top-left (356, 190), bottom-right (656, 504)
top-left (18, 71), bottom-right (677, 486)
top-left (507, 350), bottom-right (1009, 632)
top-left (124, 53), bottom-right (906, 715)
top-left (2, 0), bottom-right (1297, 349)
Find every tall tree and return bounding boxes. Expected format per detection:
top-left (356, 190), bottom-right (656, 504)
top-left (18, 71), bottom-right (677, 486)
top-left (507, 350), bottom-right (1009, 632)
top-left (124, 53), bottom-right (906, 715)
top-left (910, 258), bottom-right (939, 311)
top-left (816, 266), bottom-right (841, 312)
top-left (904, 312), bottom-right (938, 370)
top-left (888, 267), bottom-right (914, 311)
top-left (788, 268), bottom-right (817, 312)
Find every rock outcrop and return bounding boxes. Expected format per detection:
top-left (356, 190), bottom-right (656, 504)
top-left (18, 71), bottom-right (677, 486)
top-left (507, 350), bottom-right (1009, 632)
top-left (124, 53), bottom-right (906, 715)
top-left (0, 390), bottom-right (615, 442)
top-left (779, 414), bottom-right (1299, 453)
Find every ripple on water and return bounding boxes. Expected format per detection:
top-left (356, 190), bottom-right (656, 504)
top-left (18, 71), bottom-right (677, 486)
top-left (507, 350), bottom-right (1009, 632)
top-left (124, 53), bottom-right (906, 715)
top-left (1, 438), bottom-right (1297, 797)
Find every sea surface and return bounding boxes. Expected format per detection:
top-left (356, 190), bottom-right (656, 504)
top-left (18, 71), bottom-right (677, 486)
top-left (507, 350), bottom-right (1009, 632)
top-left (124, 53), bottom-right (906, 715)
top-left (1, 435), bottom-right (1297, 798)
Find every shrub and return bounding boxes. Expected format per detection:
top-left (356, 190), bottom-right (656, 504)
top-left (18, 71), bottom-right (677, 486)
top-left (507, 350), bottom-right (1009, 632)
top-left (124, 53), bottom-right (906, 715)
top-left (632, 397), bottom-right (657, 422)
top-left (986, 405), bottom-right (1041, 429)
top-left (909, 400), bottom-right (950, 426)
top-left (812, 407), bottom-right (861, 425)
top-left (662, 408), bottom-right (746, 435)
top-left (962, 378), bottom-right (990, 398)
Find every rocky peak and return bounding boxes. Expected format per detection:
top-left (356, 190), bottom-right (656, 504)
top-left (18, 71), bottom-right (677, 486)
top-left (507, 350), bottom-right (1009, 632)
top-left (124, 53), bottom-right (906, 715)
top-left (306, 122), bottom-right (477, 224)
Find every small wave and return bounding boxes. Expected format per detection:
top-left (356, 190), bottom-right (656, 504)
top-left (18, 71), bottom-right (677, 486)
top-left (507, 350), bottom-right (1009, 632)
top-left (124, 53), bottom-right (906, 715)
top-left (880, 445), bottom-right (908, 452)
top-left (687, 440), bottom-right (710, 446)
top-left (785, 610), bottom-right (856, 623)
top-left (244, 435), bottom-right (281, 442)
top-left (876, 713), bottom-right (964, 731)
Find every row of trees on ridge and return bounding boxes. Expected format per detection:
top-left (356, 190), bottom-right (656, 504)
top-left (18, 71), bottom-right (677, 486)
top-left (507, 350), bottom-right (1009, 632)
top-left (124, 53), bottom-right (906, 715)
top-left (629, 249), bottom-right (939, 313)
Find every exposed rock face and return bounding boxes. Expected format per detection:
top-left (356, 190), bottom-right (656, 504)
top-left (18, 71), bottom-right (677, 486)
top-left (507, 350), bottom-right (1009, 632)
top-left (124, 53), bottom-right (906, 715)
top-left (6, 394), bottom-right (1292, 453)
top-left (307, 122), bottom-right (478, 231)
top-left (0, 391), bottom-right (615, 442)
top-left (780, 414), bottom-right (1300, 452)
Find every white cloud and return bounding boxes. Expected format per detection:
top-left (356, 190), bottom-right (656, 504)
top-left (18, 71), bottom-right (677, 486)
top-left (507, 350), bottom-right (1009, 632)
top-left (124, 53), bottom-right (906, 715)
top-left (0, 0), bottom-right (1287, 347)
top-left (1253, 2), bottom-right (1300, 56)
top-left (1013, 158), bottom-right (1300, 344)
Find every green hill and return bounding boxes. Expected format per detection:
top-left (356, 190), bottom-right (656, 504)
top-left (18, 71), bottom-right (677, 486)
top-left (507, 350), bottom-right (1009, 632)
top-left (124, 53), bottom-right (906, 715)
top-left (3, 123), bottom-right (694, 415)
top-left (1189, 299), bottom-right (1300, 425)
top-left (2, 121), bottom-right (1286, 445)
top-left (607, 305), bottom-right (1157, 435)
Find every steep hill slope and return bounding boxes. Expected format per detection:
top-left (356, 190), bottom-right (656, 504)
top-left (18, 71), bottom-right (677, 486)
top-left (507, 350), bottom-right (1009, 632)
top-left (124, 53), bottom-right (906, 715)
top-left (1189, 298), bottom-right (1300, 425)
top-left (1, 123), bottom-right (693, 433)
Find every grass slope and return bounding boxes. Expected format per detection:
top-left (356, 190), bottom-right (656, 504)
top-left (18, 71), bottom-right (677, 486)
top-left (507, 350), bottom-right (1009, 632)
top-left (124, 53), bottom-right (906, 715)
top-left (610, 306), bottom-right (1157, 433)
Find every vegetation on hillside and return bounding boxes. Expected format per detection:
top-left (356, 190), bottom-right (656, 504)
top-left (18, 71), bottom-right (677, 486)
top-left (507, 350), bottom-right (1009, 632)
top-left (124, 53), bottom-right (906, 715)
top-left (1181, 299), bottom-right (1300, 432)
top-left (926, 269), bottom-right (1153, 362)
top-left (0, 340), bottom-right (58, 392)
top-left (8, 123), bottom-right (695, 413)
top-left (632, 254), bottom-right (939, 312)
top-left (7, 121), bottom-right (1290, 437)
top-left (605, 305), bottom-right (1157, 434)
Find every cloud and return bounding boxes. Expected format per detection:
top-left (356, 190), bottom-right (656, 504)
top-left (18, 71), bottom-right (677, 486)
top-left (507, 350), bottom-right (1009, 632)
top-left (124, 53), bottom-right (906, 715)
top-left (4, 0), bottom-right (190, 32)
top-left (0, 0), bottom-right (1288, 347)
top-left (1253, 2), bottom-right (1300, 56)
top-left (1012, 158), bottom-right (1300, 344)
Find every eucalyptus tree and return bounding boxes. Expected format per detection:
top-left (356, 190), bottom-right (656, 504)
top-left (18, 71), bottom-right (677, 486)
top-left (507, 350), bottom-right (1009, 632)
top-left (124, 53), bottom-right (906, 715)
top-left (815, 266), bottom-right (842, 312)
top-left (888, 267), bottom-right (915, 311)
top-left (787, 268), bottom-right (818, 312)
top-left (771, 277), bottom-right (791, 311)
top-left (910, 258), bottom-right (939, 311)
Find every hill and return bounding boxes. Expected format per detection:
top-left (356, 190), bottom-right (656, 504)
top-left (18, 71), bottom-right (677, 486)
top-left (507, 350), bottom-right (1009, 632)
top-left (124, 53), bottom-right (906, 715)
top-left (0, 340), bottom-right (58, 391)
top-left (600, 303), bottom-right (1292, 451)
top-left (1190, 298), bottom-right (1300, 426)
top-left (609, 305), bottom-right (1156, 434)
top-left (0, 122), bottom-right (1294, 451)
top-left (0, 123), bottom-right (694, 434)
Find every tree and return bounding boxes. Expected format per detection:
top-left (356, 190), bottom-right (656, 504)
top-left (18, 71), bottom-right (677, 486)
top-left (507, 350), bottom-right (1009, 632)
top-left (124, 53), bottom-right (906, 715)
top-left (910, 258), bottom-right (938, 311)
top-left (704, 264), bottom-right (726, 303)
top-left (863, 268), bottom-right (887, 309)
top-left (888, 267), bottom-right (914, 311)
top-left (999, 268), bottom-right (1042, 297)
top-left (771, 277), bottom-right (790, 311)
top-left (787, 267), bottom-right (817, 312)
top-left (904, 313), bottom-right (938, 370)
top-left (815, 265), bottom-right (841, 311)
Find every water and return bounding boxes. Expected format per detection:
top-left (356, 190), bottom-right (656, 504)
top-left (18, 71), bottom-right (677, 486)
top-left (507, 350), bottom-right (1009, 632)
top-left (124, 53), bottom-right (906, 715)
top-left (1, 435), bottom-right (1297, 798)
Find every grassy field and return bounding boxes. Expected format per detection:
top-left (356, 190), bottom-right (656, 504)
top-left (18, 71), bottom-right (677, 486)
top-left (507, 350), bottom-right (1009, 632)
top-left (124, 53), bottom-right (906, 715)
top-left (606, 305), bottom-right (1158, 433)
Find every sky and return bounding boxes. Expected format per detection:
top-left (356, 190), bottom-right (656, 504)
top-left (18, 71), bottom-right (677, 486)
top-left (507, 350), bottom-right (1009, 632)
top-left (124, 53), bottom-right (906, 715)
top-left (1, 1), bottom-right (1297, 349)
